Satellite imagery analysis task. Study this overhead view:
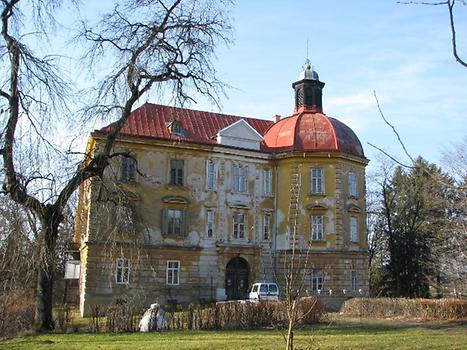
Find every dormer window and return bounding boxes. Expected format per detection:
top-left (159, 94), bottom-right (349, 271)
top-left (168, 119), bottom-right (184, 136)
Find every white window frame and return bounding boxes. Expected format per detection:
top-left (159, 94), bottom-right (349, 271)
top-left (311, 215), bottom-right (324, 241)
top-left (206, 210), bottom-right (214, 238)
top-left (312, 269), bottom-right (324, 291)
top-left (233, 165), bottom-right (247, 193)
top-left (351, 270), bottom-right (358, 291)
top-left (116, 258), bottom-right (130, 284)
top-left (263, 169), bottom-right (272, 196)
top-left (166, 260), bottom-right (180, 286)
top-left (348, 171), bottom-right (358, 197)
top-left (233, 213), bottom-right (246, 239)
top-left (263, 214), bottom-right (271, 240)
top-left (206, 160), bottom-right (217, 190)
top-left (311, 168), bottom-right (324, 194)
top-left (350, 217), bottom-right (358, 242)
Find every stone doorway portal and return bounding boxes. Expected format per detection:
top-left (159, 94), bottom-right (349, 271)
top-left (225, 257), bottom-right (249, 300)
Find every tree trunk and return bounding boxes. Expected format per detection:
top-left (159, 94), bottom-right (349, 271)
top-left (286, 319), bottom-right (294, 350)
top-left (34, 220), bottom-right (58, 331)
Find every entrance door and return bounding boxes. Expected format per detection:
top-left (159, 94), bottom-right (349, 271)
top-left (225, 257), bottom-right (250, 300)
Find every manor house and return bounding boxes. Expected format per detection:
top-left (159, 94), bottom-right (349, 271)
top-left (74, 63), bottom-right (369, 316)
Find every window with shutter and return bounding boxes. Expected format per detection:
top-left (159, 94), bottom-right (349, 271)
top-left (161, 208), bottom-right (188, 237)
top-left (207, 160), bottom-right (217, 190)
top-left (263, 169), bottom-right (272, 195)
top-left (348, 171), bottom-right (358, 197)
top-left (233, 165), bottom-right (247, 192)
top-left (169, 159), bottom-right (184, 186)
top-left (350, 217), bottom-right (358, 242)
top-left (117, 205), bottom-right (136, 234)
top-left (120, 156), bottom-right (136, 182)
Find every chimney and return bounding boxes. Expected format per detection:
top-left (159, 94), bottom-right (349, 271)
top-left (274, 114), bottom-right (281, 123)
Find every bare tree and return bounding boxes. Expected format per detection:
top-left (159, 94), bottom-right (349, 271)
top-left (271, 166), bottom-right (315, 350)
top-left (0, 0), bottom-right (232, 331)
top-left (438, 138), bottom-right (467, 296)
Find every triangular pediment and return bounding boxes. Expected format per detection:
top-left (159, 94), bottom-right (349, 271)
top-left (216, 119), bottom-right (263, 150)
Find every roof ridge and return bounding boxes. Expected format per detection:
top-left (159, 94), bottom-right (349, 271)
top-left (140, 102), bottom-right (271, 124)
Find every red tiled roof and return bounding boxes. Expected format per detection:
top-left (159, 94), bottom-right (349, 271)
top-left (97, 103), bottom-right (273, 149)
top-left (97, 103), bottom-right (365, 158)
top-left (263, 107), bottom-right (365, 158)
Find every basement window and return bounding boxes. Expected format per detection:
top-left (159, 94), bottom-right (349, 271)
top-left (166, 260), bottom-right (180, 286)
top-left (116, 258), bottom-right (130, 284)
top-left (312, 269), bottom-right (324, 291)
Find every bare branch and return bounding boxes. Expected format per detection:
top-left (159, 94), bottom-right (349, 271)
top-left (447, 0), bottom-right (467, 67)
top-left (367, 142), bottom-right (414, 168)
top-left (373, 91), bottom-right (415, 164)
top-left (398, 0), bottom-right (467, 68)
top-left (397, 1), bottom-right (448, 5)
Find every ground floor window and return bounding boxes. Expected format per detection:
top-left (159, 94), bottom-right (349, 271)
top-left (116, 258), bottom-right (130, 284)
top-left (351, 270), bottom-right (358, 291)
top-left (312, 269), bottom-right (324, 291)
top-left (166, 260), bottom-right (180, 285)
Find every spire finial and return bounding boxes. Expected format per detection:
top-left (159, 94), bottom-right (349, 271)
top-left (305, 38), bottom-right (311, 67)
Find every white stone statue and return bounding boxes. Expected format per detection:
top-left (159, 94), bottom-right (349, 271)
top-left (139, 303), bottom-right (168, 332)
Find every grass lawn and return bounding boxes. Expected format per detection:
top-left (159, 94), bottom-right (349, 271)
top-left (1, 318), bottom-right (465, 350)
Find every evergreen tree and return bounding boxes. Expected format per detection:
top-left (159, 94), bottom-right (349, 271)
top-left (371, 157), bottom-right (454, 297)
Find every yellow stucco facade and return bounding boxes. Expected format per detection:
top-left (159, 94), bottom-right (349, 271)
top-left (75, 131), bottom-right (368, 315)
top-left (75, 65), bottom-right (369, 315)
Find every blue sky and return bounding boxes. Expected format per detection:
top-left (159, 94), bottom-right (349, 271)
top-left (65, 1), bottom-right (466, 172)
top-left (189, 0), bottom-right (467, 170)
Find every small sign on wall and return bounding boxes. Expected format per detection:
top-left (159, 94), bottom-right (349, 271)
top-left (64, 260), bottom-right (80, 279)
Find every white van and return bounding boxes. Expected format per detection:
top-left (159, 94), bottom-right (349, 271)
top-left (248, 282), bottom-right (279, 302)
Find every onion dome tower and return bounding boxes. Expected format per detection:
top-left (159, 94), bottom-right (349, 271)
top-left (263, 61), bottom-right (365, 158)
